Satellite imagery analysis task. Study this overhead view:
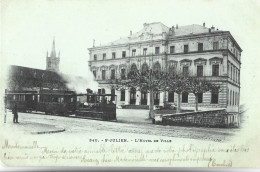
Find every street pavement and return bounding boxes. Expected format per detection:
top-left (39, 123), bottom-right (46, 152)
top-left (1, 109), bottom-right (241, 142)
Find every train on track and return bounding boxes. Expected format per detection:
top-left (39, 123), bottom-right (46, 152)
top-left (4, 89), bottom-right (117, 121)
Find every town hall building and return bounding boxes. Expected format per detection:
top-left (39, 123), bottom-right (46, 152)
top-left (88, 22), bottom-right (242, 112)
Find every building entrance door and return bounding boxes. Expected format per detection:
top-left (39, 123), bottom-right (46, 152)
top-left (130, 88), bottom-right (136, 105)
top-left (141, 91), bottom-right (147, 105)
top-left (154, 92), bottom-right (160, 105)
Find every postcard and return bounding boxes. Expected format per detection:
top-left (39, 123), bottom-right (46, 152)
top-left (0, 0), bottom-right (260, 169)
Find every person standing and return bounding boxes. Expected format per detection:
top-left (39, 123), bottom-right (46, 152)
top-left (12, 104), bottom-right (18, 123)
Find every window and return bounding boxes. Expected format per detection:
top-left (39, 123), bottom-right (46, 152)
top-left (121, 69), bottom-right (126, 79)
top-left (92, 70), bottom-right (96, 78)
top-left (198, 43), bottom-right (203, 52)
top-left (169, 65), bottom-right (175, 74)
top-left (168, 91), bottom-right (174, 102)
top-left (232, 66), bottom-right (235, 81)
top-left (143, 48), bottom-right (147, 56)
top-left (235, 68), bottom-right (237, 82)
top-left (155, 47), bottom-right (160, 55)
top-left (111, 89), bottom-right (115, 101)
top-left (132, 49), bottom-right (136, 57)
top-left (131, 63), bottom-right (137, 72)
top-left (153, 62), bottom-right (161, 72)
top-left (142, 63), bottom-right (149, 73)
top-left (103, 53), bottom-right (106, 60)
top-left (94, 54), bottom-right (97, 61)
top-left (154, 92), bottom-right (160, 105)
top-left (101, 88), bottom-right (105, 94)
top-left (121, 90), bottom-right (125, 101)
top-left (213, 41), bottom-right (219, 50)
top-left (211, 91), bottom-right (218, 104)
top-left (122, 51), bottom-right (126, 58)
top-left (170, 46), bottom-right (175, 54)
top-left (112, 52), bottom-right (116, 59)
top-left (111, 69), bottom-right (115, 79)
top-left (183, 66), bottom-right (189, 77)
top-left (197, 65), bottom-right (203, 77)
top-left (102, 70), bottom-right (106, 80)
top-left (198, 93), bottom-right (203, 103)
top-left (228, 63), bottom-right (230, 77)
top-left (233, 91), bottom-right (235, 106)
top-left (48, 61), bottom-right (51, 68)
top-left (184, 45), bottom-right (189, 53)
top-left (231, 65), bottom-right (233, 79)
top-left (182, 92), bottom-right (188, 103)
top-left (229, 90), bottom-right (232, 105)
top-left (212, 64), bottom-right (219, 76)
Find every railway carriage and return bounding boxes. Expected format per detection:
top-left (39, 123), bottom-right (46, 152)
top-left (5, 89), bottom-right (117, 121)
top-left (5, 91), bottom-right (37, 112)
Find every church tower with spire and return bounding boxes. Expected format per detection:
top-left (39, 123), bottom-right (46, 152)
top-left (46, 38), bottom-right (60, 72)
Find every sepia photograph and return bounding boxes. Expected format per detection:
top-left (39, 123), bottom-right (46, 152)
top-left (0, 0), bottom-right (260, 170)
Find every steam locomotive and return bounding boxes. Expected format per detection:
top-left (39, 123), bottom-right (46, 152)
top-left (5, 89), bottom-right (117, 121)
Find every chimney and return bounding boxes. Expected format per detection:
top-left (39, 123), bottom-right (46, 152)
top-left (172, 26), bottom-right (175, 33)
top-left (176, 24), bottom-right (178, 29)
top-left (203, 22), bottom-right (205, 27)
top-left (211, 25), bottom-right (215, 31)
top-left (130, 30), bottom-right (132, 35)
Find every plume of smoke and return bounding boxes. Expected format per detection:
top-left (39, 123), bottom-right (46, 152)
top-left (59, 73), bottom-right (98, 94)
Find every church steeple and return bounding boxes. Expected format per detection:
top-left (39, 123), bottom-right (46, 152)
top-left (46, 38), bottom-right (60, 72)
top-left (50, 38), bottom-right (56, 58)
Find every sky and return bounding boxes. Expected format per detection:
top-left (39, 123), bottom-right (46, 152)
top-left (1, 0), bottom-right (260, 104)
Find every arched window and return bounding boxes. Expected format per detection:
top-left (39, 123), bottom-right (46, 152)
top-left (169, 65), bottom-right (175, 73)
top-left (142, 63), bottom-right (149, 73)
top-left (153, 62), bottom-right (161, 72)
top-left (131, 63), bottom-right (137, 72)
top-left (130, 87), bottom-right (136, 105)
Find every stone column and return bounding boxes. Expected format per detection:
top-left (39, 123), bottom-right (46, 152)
top-left (147, 92), bottom-right (150, 106)
top-left (159, 92), bottom-right (164, 106)
top-left (136, 90), bottom-right (141, 105)
top-left (125, 89), bottom-right (130, 105)
top-left (115, 90), bottom-right (120, 105)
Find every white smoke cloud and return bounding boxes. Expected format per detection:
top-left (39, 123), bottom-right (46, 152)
top-left (59, 73), bottom-right (99, 94)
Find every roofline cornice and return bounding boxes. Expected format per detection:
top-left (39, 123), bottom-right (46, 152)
top-left (88, 31), bottom-right (242, 52)
top-left (226, 32), bottom-right (243, 52)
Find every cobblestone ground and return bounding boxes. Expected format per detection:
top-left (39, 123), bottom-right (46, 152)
top-left (1, 109), bottom-right (241, 142)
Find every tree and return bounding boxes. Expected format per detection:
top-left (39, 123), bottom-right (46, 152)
top-left (186, 77), bottom-right (212, 112)
top-left (115, 69), bottom-right (166, 119)
top-left (165, 72), bottom-right (190, 113)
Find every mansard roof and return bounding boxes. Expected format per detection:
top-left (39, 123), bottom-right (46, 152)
top-left (94, 22), bottom-right (223, 48)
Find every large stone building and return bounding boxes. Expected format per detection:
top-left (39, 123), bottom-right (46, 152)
top-left (88, 22), bottom-right (242, 112)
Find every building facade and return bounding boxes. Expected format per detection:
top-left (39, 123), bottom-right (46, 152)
top-left (88, 22), bottom-right (242, 112)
